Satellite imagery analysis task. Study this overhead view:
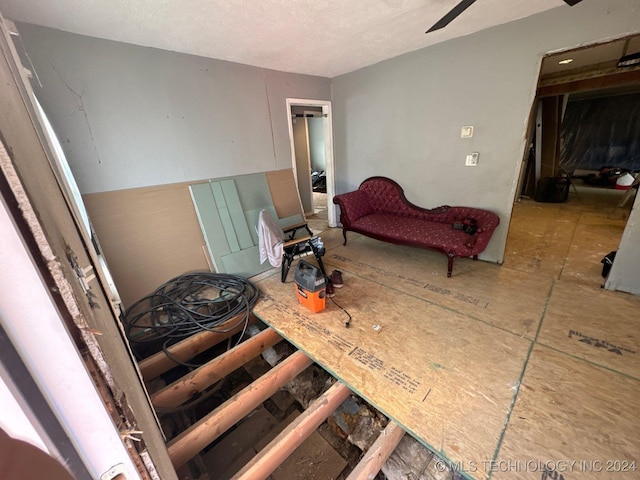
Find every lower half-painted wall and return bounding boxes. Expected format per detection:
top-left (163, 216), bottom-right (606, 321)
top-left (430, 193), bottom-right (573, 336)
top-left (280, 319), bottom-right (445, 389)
top-left (83, 168), bottom-right (305, 309)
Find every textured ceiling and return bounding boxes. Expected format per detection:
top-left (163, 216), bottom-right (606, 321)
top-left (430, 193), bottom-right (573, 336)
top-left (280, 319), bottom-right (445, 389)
top-left (0, 0), bottom-right (571, 78)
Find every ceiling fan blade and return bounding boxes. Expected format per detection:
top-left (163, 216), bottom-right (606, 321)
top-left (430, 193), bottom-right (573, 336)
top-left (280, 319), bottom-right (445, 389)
top-left (563, 0), bottom-right (583, 5)
top-left (426, 0), bottom-right (477, 33)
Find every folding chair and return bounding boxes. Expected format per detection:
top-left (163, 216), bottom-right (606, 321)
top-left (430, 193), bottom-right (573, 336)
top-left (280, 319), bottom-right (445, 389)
top-left (257, 209), bottom-right (326, 282)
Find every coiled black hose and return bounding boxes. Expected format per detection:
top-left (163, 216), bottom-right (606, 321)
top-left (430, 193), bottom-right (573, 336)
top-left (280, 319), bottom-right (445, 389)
top-left (123, 272), bottom-right (260, 363)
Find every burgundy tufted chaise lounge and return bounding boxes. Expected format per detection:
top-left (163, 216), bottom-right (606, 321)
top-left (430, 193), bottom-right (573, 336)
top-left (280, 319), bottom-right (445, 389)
top-left (332, 176), bottom-right (500, 277)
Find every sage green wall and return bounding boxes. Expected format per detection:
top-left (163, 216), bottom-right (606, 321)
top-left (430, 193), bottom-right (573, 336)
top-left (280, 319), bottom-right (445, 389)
top-left (331, 0), bottom-right (640, 263)
top-left (16, 23), bottom-right (331, 194)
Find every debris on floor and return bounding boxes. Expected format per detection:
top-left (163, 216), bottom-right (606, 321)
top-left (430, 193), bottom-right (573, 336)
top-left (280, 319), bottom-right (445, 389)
top-left (382, 434), bottom-right (464, 480)
top-left (329, 396), bottom-right (386, 451)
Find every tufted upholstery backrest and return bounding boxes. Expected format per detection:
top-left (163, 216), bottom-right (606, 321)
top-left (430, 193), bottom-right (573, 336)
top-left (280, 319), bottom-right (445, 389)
top-left (357, 177), bottom-right (500, 230)
top-left (358, 177), bottom-right (446, 220)
top-left (334, 177), bottom-right (500, 238)
top-left (333, 176), bottom-right (500, 256)
top-left (358, 177), bottom-right (406, 213)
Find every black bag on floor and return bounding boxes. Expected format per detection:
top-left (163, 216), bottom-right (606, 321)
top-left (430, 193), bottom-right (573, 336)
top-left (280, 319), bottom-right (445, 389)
top-left (601, 251), bottom-right (616, 278)
top-left (534, 176), bottom-right (569, 203)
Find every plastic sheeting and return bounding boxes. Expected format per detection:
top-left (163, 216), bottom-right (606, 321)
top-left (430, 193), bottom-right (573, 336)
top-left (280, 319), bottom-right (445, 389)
top-left (560, 92), bottom-right (640, 173)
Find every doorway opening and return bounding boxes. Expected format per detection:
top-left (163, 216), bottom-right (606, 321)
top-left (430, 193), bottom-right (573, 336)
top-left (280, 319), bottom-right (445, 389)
top-left (286, 98), bottom-right (336, 232)
top-left (509, 34), bottom-right (640, 285)
top-left (518, 33), bottom-right (640, 201)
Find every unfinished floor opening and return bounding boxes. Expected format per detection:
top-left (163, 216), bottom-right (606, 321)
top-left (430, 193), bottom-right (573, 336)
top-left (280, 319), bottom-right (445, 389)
top-left (131, 309), bottom-right (459, 480)
top-left (123, 206), bottom-right (463, 480)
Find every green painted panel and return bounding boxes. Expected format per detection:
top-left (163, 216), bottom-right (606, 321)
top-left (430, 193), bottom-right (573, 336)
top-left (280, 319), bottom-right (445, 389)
top-left (221, 246), bottom-right (273, 277)
top-left (210, 181), bottom-right (240, 253)
top-left (234, 173), bottom-right (273, 211)
top-left (221, 179), bottom-right (254, 249)
top-left (191, 172), bottom-right (305, 277)
top-left (189, 183), bottom-right (230, 273)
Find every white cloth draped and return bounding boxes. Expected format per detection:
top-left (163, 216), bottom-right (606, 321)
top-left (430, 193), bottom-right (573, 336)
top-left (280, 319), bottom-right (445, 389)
top-left (257, 209), bottom-right (284, 267)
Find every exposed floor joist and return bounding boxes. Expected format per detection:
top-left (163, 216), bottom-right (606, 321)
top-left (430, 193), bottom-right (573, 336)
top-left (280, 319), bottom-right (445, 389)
top-left (345, 421), bottom-right (405, 480)
top-left (144, 314), bottom-right (411, 479)
top-left (151, 327), bottom-right (283, 409)
top-left (230, 381), bottom-right (352, 480)
top-left (139, 313), bottom-right (257, 380)
top-left (167, 350), bottom-right (313, 468)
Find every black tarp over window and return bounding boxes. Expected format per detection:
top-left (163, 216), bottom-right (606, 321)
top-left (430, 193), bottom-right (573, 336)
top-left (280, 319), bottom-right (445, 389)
top-left (560, 92), bottom-right (640, 173)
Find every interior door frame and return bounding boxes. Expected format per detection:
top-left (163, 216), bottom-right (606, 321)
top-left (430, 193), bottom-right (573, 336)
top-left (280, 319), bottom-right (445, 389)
top-left (286, 98), bottom-right (337, 228)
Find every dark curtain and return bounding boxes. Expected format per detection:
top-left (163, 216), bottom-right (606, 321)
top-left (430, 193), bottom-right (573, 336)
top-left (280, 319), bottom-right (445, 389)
top-left (560, 92), bottom-right (640, 172)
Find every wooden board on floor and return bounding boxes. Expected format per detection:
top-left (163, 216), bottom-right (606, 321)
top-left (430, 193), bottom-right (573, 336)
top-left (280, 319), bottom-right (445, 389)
top-left (494, 345), bottom-right (640, 480)
top-left (327, 236), bottom-right (552, 339)
top-left (253, 265), bottom-right (531, 479)
top-left (537, 279), bottom-right (640, 379)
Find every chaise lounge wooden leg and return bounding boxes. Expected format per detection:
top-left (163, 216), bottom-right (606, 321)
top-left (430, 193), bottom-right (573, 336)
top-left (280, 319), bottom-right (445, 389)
top-left (447, 255), bottom-right (454, 277)
top-left (342, 229), bottom-right (348, 246)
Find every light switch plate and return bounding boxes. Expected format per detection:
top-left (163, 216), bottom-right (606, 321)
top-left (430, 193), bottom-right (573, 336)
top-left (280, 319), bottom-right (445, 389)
top-left (461, 126), bottom-right (474, 138)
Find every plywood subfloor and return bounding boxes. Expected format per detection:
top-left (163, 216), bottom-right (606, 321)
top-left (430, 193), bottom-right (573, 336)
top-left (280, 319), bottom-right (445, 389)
top-left (327, 236), bottom-right (552, 339)
top-left (252, 194), bottom-right (639, 480)
top-left (255, 265), bottom-right (531, 473)
top-left (494, 345), bottom-right (640, 480)
top-left (537, 280), bottom-right (640, 379)
top-left (504, 194), bottom-right (627, 283)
